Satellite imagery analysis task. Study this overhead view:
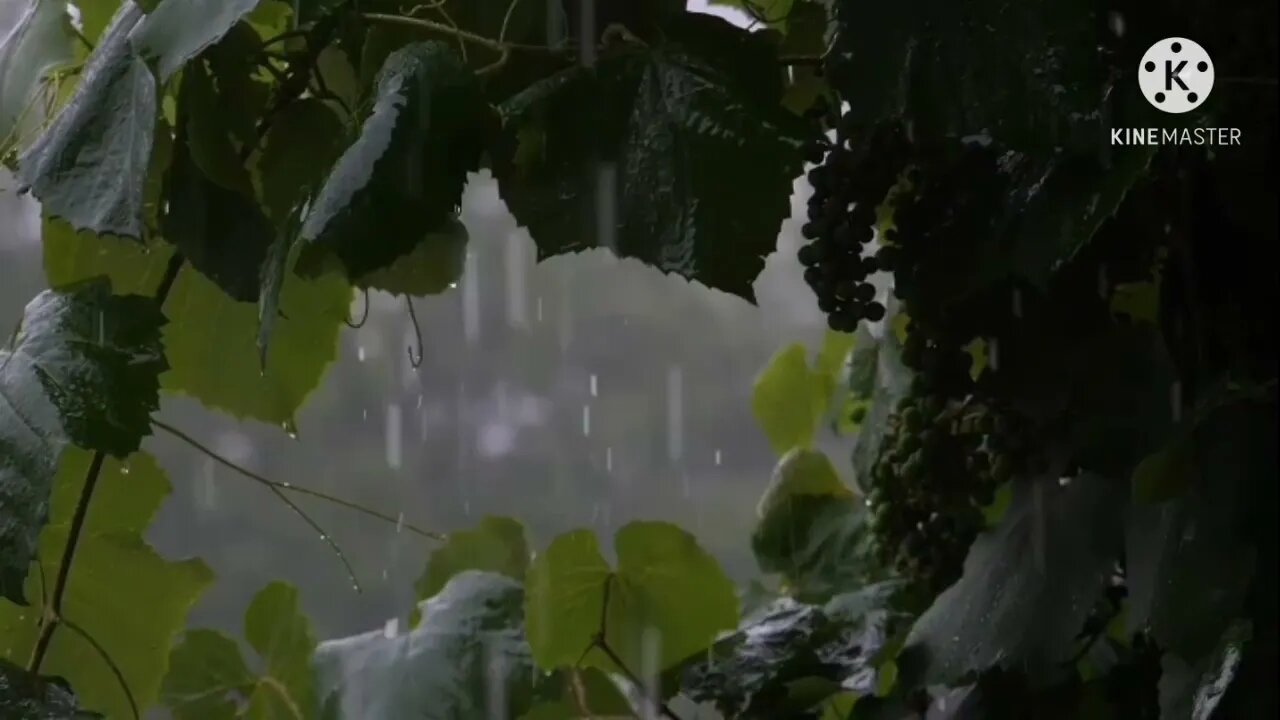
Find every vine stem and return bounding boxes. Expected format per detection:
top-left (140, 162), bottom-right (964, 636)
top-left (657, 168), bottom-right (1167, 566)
top-left (581, 576), bottom-right (684, 720)
top-left (360, 12), bottom-right (570, 55)
top-left (150, 419), bottom-right (444, 541)
top-left (27, 254), bottom-right (185, 707)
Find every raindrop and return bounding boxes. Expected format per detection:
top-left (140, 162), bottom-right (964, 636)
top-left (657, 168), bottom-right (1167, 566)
top-left (535, 296), bottom-right (544, 323)
top-left (199, 458), bottom-right (217, 511)
top-left (595, 163), bottom-right (618, 252)
top-left (97, 311), bottom-right (104, 345)
top-left (383, 617), bottom-right (399, 639)
top-left (282, 419), bottom-right (299, 439)
top-left (1011, 288), bottom-right (1023, 318)
top-left (988, 338), bottom-right (1000, 371)
top-left (357, 345), bottom-right (366, 362)
top-left (582, 404), bottom-right (591, 437)
top-left (120, 463), bottom-right (130, 476)
top-left (605, 446), bottom-right (613, 472)
top-left (1170, 380), bottom-right (1183, 422)
top-left (362, 408), bottom-right (368, 422)
top-left (1058, 476), bottom-right (1072, 487)
top-left (386, 403), bottom-right (403, 470)
top-left (640, 627), bottom-right (662, 720)
top-left (714, 449), bottom-right (722, 466)
top-left (666, 365), bottom-right (684, 462)
top-left (1108, 11), bottom-right (1126, 37)
top-left (1097, 264), bottom-right (1109, 299)
top-left (505, 232), bottom-right (529, 329)
top-left (463, 500), bottom-right (471, 517)
top-left (462, 250), bottom-right (481, 346)
top-left (589, 373), bottom-right (598, 398)
top-left (396, 512), bottom-right (405, 533)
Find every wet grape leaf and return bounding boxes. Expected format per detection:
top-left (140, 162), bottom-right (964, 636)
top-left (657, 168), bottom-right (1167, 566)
top-left (0, 450), bottom-right (214, 719)
top-left (1126, 394), bottom-right (1274, 661)
top-left (0, 659), bottom-right (98, 719)
top-left (253, 98), bottom-right (348, 226)
top-left (495, 13), bottom-right (811, 303)
top-left (519, 667), bottom-right (632, 720)
top-left (415, 516), bottom-right (530, 602)
top-left (0, 280), bottom-right (166, 603)
top-left (0, 0), bottom-right (76, 146)
top-left (753, 345), bottom-right (830, 454)
top-left (42, 221), bottom-right (174, 296)
top-left (17, 4), bottom-right (155, 239)
top-left (315, 572), bottom-right (536, 719)
top-left (1159, 621), bottom-right (1251, 720)
top-left (161, 61), bottom-right (273, 302)
top-left (298, 42), bottom-right (490, 280)
top-left (164, 582), bottom-right (318, 720)
top-left (525, 522), bottom-right (738, 673)
top-left (354, 218), bottom-right (469, 297)
top-left (898, 473), bottom-right (1126, 687)
top-left (127, 0), bottom-right (261, 81)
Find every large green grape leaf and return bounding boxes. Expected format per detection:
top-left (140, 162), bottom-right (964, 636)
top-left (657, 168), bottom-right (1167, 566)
top-left (0, 659), bottom-right (98, 719)
top-left (0, 449), bottom-right (214, 719)
top-left (414, 516), bottom-right (530, 602)
top-left (164, 582), bottom-right (318, 720)
top-left (0, 0), bottom-right (76, 147)
top-left (897, 473), bottom-right (1127, 688)
top-left (297, 41), bottom-right (490, 280)
top-left (494, 13), bottom-right (812, 303)
top-left (0, 279), bottom-right (166, 603)
top-left (253, 98), bottom-right (348, 226)
top-left (38, 220), bottom-right (350, 427)
top-left (753, 333), bottom-right (855, 455)
top-left (315, 571), bottom-right (536, 719)
top-left (354, 218), bottom-right (469, 297)
top-left (16, 4), bottom-right (154, 239)
top-left (525, 522), bottom-right (739, 673)
top-left (161, 60), bottom-right (274, 303)
top-left (1126, 392), bottom-right (1275, 661)
top-left (127, 0), bottom-right (261, 81)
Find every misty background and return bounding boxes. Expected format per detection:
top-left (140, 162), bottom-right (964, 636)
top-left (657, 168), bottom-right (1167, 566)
top-left (0, 0), bottom-right (845, 643)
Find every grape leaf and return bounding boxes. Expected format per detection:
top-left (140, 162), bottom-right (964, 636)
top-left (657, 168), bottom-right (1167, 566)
top-left (38, 219), bottom-right (350, 428)
top-left (161, 59), bottom-right (273, 302)
top-left (0, 0), bottom-right (76, 145)
top-left (315, 571), bottom-right (536, 719)
top-left (42, 220), bottom-right (173, 296)
top-left (495, 13), bottom-right (812, 303)
top-left (525, 522), bottom-right (739, 673)
top-left (0, 279), bottom-right (166, 603)
top-left (753, 345), bottom-right (828, 455)
top-left (415, 516), bottom-right (530, 602)
top-left (163, 582), bottom-right (318, 720)
top-left (298, 41), bottom-right (490, 280)
top-left (253, 98), bottom-right (347, 226)
top-left (0, 450), bottom-right (214, 719)
top-left (127, 0), bottom-right (261, 81)
top-left (1126, 394), bottom-right (1275, 661)
top-left (71, 0), bottom-right (125, 45)
top-left (897, 473), bottom-right (1127, 687)
top-left (16, 4), bottom-right (154, 239)
top-left (0, 658), bottom-right (98, 719)
top-left (354, 218), bottom-right (469, 297)
top-left (1159, 621), bottom-right (1252, 720)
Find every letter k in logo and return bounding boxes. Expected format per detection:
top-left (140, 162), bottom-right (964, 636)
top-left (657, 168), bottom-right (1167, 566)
top-left (1166, 60), bottom-right (1189, 91)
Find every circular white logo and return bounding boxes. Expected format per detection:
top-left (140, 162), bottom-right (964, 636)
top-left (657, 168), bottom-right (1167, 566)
top-left (1139, 38), bottom-right (1214, 114)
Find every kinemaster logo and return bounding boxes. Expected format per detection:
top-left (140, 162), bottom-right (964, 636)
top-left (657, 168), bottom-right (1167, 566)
top-left (1109, 37), bottom-right (1243, 147)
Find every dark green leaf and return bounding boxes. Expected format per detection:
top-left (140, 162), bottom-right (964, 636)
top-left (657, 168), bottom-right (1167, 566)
top-left (298, 41), bottom-right (490, 280)
top-left (415, 516), bottom-right (530, 602)
top-left (850, 314), bottom-right (913, 490)
top-left (17, 4), bottom-right (155, 239)
top-left (1126, 394), bottom-right (1275, 660)
top-left (127, 0), bottom-right (261, 81)
top-left (1159, 621), bottom-right (1251, 720)
top-left (354, 218), bottom-right (469, 297)
top-left (0, 279), bottom-right (166, 603)
top-left (0, 1), bottom-right (76, 146)
top-left (254, 98), bottom-right (348, 224)
top-left (0, 659), bottom-right (99, 719)
top-left (898, 473), bottom-right (1126, 687)
top-left (162, 630), bottom-right (255, 720)
top-left (520, 667), bottom-right (632, 720)
top-left (495, 13), bottom-right (812, 302)
top-left (161, 61), bottom-right (273, 302)
top-left (753, 494), bottom-right (876, 604)
top-left (525, 522), bottom-right (739, 673)
top-left (315, 571), bottom-right (536, 719)
top-left (0, 450), bottom-right (214, 718)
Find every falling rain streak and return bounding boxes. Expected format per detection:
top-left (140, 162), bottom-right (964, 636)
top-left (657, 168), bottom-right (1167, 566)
top-left (386, 403), bottom-right (402, 470)
top-left (463, 250), bottom-right (481, 345)
top-left (667, 365), bottom-right (684, 462)
top-left (582, 404), bottom-right (591, 437)
top-left (505, 230), bottom-right (528, 329)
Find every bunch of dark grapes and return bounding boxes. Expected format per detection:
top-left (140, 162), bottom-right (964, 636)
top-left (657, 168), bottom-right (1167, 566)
top-left (797, 120), bottom-right (909, 332)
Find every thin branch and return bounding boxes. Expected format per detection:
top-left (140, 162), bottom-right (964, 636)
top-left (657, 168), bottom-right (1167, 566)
top-left (360, 12), bottom-right (568, 55)
top-left (593, 641), bottom-right (683, 720)
top-left (497, 0), bottom-right (523, 44)
top-left (587, 574), bottom-right (682, 720)
top-left (406, 297), bottom-right (425, 369)
top-left (779, 54), bottom-right (824, 67)
top-left (151, 419), bottom-right (444, 541)
top-left (61, 618), bottom-right (140, 720)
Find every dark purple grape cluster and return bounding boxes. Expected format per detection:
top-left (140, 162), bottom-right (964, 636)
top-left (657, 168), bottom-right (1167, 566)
top-left (797, 121), bottom-right (909, 332)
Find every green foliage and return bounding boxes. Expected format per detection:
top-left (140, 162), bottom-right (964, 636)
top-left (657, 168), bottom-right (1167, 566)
top-left (0, 281), bottom-right (166, 602)
top-left (354, 218), bottom-right (469, 297)
top-left (495, 13), bottom-right (811, 302)
top-left (525, 522), bottom-right (739, 674)
top-left (752, 331), bottom-right (855, 454)
top-left (0, 658), bottom-right (97, 719)
top-left (0, 0), bottom-right (75, 147)
top-left (415, 516), bottom-right (530, 602)
top-left (164, 582), bottom-right (318, 719)
top-left (0, 450), bottom-right (213, 719)
top-left (128, 0), bottom-right (262, 82)
top-left (314, 572), bottom-right (534, 719)
top-left (297, 42), bottom-right (490, 280)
